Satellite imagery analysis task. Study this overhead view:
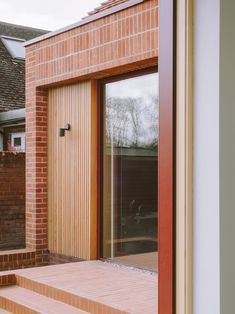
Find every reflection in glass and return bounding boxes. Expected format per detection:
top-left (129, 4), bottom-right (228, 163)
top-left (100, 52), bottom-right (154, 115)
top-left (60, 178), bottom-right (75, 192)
top-left (103, 72), bottom-right (158, 271)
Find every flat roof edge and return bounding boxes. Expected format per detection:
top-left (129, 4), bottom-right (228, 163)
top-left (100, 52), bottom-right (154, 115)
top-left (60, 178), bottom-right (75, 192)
top-left (24, 0), bottom-right (144, 47)
top-left (0, 108), bottom-right (25, 123)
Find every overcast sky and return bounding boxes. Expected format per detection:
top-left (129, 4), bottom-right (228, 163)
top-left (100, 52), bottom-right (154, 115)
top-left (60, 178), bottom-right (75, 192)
top-left (0, 0), bottom-right (102, 31)
top-left (106, 73), bottom-right (159, 99)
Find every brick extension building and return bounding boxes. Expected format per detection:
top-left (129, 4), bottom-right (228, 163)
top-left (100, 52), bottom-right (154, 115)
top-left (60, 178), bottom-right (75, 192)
top-left (0, 1), bottom-right (160, 313)
top-left (2, 0), bottom-right (235, 313)
top-left (23, 0), bottom-right (158, 266)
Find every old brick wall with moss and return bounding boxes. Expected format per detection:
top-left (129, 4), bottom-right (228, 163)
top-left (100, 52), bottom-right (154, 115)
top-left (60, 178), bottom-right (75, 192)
top-left (0, 153), bottom-right (25, 250)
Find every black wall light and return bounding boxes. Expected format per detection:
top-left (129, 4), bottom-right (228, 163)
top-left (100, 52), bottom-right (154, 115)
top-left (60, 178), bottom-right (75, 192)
top-left (59, 123), bottom-right (71, 137)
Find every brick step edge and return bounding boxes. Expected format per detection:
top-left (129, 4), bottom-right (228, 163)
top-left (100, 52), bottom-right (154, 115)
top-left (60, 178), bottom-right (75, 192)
top-left (0, 286), bottom-right (90, 314)
top-left (15, 274), bottom-right (129, 314)
top-left (0, 295), bottom-right (38, 314)
top-left (0, 275), bottom-right (16, 287)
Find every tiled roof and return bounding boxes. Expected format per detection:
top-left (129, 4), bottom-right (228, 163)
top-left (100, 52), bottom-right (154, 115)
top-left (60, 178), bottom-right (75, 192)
top-left (0, 21), bottom-right (48, 112)
top-left (86, 0), bottom-right (129, 17)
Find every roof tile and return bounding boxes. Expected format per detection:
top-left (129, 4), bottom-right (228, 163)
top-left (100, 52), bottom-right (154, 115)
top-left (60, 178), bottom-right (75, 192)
top-left (86, 0), bottom-right (129, 17)
top-left (0, 21), bottom-right (48, 112)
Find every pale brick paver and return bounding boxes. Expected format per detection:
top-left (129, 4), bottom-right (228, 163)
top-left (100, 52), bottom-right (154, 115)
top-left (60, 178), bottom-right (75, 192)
top-left (0, 286), bottom-right (89, 314)
top-left (11, 261), bottom-right (158, 314)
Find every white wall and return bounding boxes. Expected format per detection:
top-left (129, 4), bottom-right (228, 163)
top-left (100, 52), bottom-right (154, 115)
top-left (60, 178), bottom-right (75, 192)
top-left (193, 0), bottom-right (220, 313)
top-left (220, 0), bottom-right (235, 312)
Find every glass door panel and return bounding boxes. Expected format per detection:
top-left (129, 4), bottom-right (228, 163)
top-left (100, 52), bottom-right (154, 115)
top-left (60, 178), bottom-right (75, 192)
top-left (102, 71), bottom-right (159, 271)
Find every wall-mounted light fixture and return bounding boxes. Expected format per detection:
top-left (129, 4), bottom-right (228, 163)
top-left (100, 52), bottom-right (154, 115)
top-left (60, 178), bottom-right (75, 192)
top-left (59, 123), bottom-right (71, 137)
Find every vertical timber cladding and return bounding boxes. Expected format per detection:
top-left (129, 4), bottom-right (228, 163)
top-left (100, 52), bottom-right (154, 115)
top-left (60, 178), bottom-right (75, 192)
top-left (48, 81), bottom-right (97, 260)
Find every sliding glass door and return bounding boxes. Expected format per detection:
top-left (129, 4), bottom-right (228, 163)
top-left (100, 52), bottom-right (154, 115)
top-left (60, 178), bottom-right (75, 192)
top-left (102, 70), bottom-right (159, 271)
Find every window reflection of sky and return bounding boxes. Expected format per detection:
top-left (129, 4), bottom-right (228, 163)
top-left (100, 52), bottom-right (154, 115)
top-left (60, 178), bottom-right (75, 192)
top-left (105, 72), bottom-right (159, 149)
top-left (106, 73), bottom-right (159, 99)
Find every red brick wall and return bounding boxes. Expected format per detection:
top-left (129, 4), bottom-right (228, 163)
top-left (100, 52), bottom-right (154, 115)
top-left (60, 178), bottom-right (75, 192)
top-left (25, 0), bottom-right (158, 264)
top-left (25, 88), bottom-right (48, 256)
top-left (0, 153), bottom-right (25, 250)
top-left (0, 250), bottom-right (36, 272)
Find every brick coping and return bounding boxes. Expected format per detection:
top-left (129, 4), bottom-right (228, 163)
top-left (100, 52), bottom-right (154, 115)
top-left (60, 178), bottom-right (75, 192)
top-left (0, 249), bottom-right (35, 256)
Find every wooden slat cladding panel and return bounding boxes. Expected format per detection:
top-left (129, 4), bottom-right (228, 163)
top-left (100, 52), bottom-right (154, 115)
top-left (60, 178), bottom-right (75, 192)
top-left (48, 81), bottom-right (97, 260)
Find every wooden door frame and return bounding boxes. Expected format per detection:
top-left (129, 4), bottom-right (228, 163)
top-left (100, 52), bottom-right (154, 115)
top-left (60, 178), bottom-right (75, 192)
top-left (98, 67), bottom-right (158, 259)
top-left (160, 0), bottom-right (194, 313)
top-left (158, 0), bottom-right (175, 313)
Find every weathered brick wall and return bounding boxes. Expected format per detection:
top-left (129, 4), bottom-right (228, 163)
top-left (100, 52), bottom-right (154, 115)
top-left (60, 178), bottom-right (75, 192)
top-left (0, 153), bottom-right (25, 250)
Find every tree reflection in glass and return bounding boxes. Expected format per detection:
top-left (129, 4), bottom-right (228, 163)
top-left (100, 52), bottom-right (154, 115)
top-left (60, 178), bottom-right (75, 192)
top-left (103, 72), bottom-right (159, 272)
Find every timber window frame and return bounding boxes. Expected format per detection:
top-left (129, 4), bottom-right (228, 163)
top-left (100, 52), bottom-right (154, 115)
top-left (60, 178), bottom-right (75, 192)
top-left (159, 0), bottom-right (193, 313)
top-left (98, 67), bottom-right (158, 261)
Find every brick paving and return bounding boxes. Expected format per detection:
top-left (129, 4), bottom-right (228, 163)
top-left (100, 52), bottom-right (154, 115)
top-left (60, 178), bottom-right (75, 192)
top-left (0, 260), bottom-right (157, 313)
top-left (0, 286), bottom-right (88, 314)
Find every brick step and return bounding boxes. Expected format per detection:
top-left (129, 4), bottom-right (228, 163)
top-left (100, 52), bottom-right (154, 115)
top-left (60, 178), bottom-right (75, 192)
top-left (15, 274), bottom-right (121, 314)
top-left (0, 286), bottom-right (90, 314)
top-left (0, 309), bottom-right (12, 313)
